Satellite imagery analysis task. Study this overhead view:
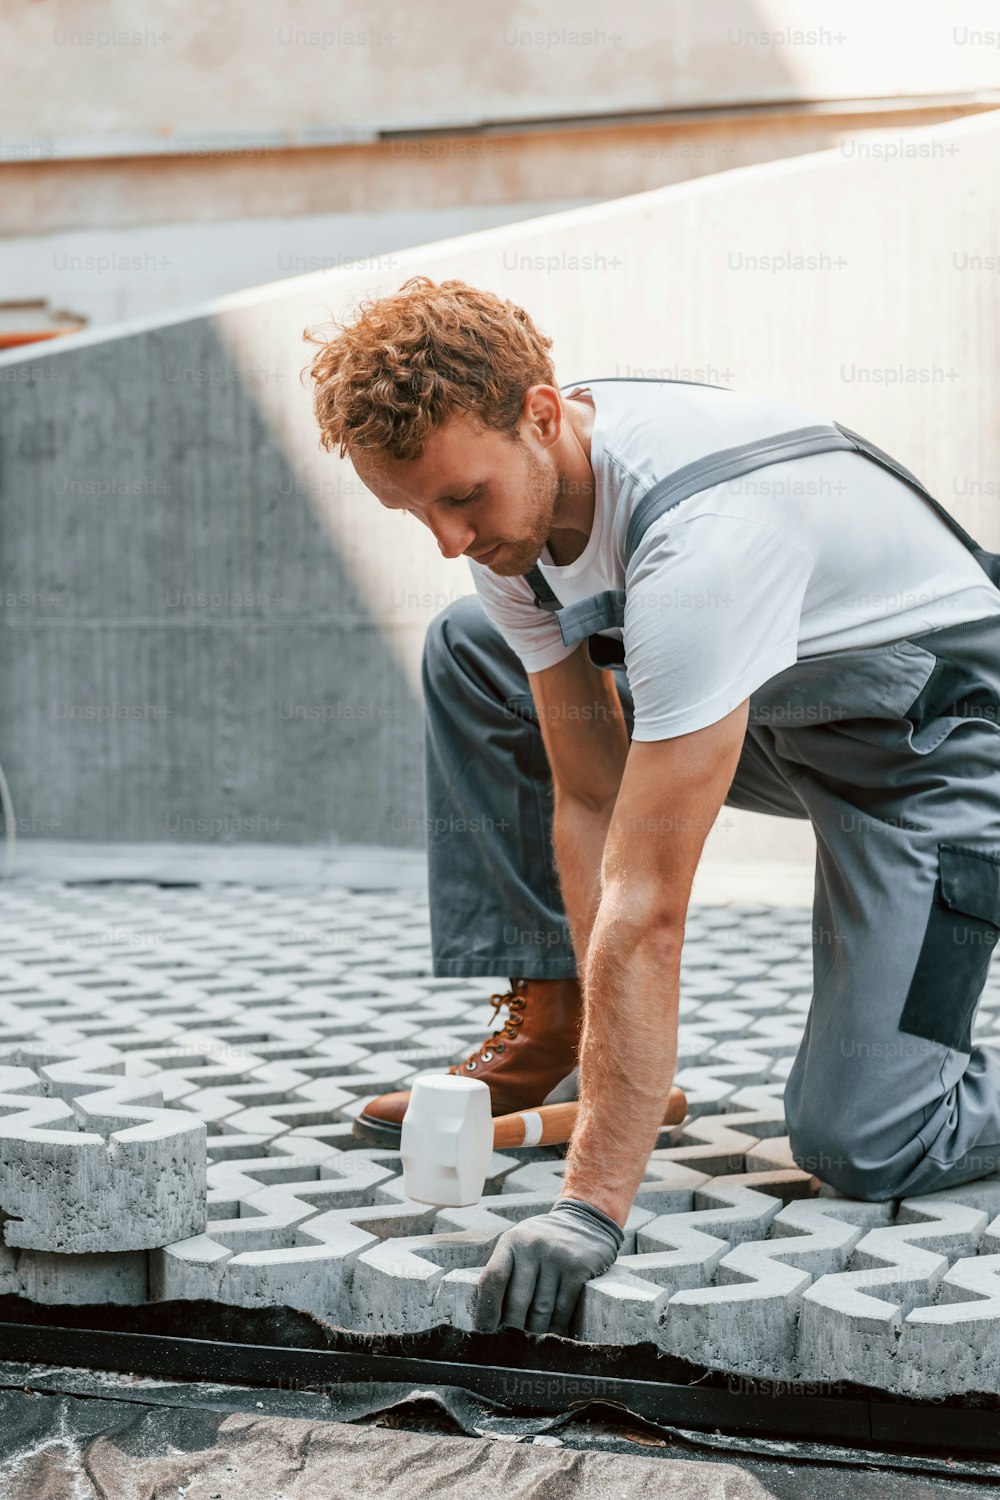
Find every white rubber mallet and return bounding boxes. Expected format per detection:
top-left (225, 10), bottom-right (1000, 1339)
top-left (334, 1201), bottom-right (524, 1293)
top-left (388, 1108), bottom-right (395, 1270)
top-left (399, 1071), bottom-right (688, 1206)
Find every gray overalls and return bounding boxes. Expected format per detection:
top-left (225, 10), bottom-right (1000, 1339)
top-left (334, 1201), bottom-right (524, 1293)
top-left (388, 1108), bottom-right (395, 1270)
top-left (422, 377), bottom-right (1000, 1202)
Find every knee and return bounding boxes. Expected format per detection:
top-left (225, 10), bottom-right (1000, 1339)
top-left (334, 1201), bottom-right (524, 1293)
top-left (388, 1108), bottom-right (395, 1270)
top-left (787, 1114), bottom-right (900, 1202)
top-left (422, 594), bottom-right (493, 685)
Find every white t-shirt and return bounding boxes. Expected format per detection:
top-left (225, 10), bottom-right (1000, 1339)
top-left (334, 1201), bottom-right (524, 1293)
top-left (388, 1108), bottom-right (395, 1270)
top-left (468, 379), bottom-right (1000, 741)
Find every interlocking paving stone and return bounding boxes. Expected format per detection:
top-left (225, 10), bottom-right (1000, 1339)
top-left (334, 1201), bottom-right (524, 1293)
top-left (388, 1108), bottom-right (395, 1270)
top-left (0, 1053), bottom-right (206, 1253)
top-left (3, 876), bottom-right (1000, 1396)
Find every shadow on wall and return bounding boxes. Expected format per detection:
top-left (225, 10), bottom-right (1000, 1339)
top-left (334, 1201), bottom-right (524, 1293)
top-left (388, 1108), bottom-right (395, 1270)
top-left (0, 0), bottom-right (838, 852)
top-left (0, 318), bottom-right (425, 847)
top-left (3, 97), bottom-right (999, 858)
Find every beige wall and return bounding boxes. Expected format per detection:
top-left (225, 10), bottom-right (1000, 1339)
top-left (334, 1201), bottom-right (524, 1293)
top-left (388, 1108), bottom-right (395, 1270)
top-left (2, 110), bottom-right (998, 858)
top-left (3, 98), bottom-right (996, 330)
top-left (2, 0), bottom-right (999, 154)
top-left (202, 110), bottom-right (1000, 866)
top-left (2, 99), bottom-right (994, 237)
top-left (4, 0), bottom-right (997, 332)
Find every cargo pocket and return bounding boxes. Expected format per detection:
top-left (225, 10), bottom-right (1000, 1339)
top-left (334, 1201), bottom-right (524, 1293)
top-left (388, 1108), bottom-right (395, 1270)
top-left (899, 842), bottom-right (1000, 1053)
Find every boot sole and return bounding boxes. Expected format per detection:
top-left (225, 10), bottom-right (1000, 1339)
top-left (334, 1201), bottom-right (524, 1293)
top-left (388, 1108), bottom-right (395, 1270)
top-left (353, 1112), bottom-right (403, 1148)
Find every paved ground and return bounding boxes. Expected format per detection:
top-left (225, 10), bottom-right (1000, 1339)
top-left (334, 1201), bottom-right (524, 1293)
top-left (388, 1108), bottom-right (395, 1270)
top-left (2, 844), bottom-right (1000, 1407)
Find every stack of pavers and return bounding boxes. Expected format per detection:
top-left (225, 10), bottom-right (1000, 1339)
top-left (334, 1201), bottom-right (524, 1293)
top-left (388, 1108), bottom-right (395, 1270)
top-left (2, 877), bottom-right (1000, 1400)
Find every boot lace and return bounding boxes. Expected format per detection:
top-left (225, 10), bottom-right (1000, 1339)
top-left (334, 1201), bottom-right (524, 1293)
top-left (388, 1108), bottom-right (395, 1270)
top-left (452, 983), bottom-right (527, 1072)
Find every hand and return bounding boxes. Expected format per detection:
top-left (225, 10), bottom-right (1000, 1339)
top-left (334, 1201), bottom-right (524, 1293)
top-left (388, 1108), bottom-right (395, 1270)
top-left (473, 1197), bottom-right (624, 1337)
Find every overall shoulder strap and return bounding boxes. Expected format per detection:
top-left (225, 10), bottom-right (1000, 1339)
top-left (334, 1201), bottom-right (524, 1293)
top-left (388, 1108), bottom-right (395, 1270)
top-left (559, 375), bottom-right (736, 393)
top-left (562, 426), bottom-right (862, 647)
top-left (624, 425), bottom-right (855, 565)
top-left (524, 424), bottom-right (859, 648)
top-left (523, 563), bottom-right (562, 614)
top-left (522, 375), bottom-right (738, 614)
top-left (521, 416), bottom-right (1000, 653)
top-left (834, 423), bottom-right (1000, 588)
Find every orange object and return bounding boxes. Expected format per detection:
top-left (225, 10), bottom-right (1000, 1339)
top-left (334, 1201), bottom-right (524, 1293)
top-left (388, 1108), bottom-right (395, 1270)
top-left (0, 299), bottom-right (86, 349)
top-left (492, 1084), bottom-right (687, 1148)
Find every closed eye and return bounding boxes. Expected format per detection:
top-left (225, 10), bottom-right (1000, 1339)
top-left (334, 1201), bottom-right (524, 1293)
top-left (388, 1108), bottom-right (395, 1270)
top-left (394, 488), bottom-right (481, 517)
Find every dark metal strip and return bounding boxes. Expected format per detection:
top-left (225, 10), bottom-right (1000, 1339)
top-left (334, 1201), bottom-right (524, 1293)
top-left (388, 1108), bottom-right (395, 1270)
top-left (2, 1320), bottom-right (997, 1460)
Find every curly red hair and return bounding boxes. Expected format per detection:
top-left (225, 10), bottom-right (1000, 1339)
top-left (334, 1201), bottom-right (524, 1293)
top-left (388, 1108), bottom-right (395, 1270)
top-left (304, 275), bottom-right (556, 461)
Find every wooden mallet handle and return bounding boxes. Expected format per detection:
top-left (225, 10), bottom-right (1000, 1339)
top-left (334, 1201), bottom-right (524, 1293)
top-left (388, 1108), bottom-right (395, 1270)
top-left (492, 1084), bottom-right (687, 1150)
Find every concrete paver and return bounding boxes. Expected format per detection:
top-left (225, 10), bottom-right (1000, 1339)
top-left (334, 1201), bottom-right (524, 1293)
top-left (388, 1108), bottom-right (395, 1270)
top-left (2, 864), bottom-right (1000, 1397)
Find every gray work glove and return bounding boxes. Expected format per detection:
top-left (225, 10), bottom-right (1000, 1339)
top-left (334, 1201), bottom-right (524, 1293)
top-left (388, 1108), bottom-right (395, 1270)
top-left (473, 1197), bottom-right (624, 1337)
top-left (542, 1067), bottom-right (579, 1106)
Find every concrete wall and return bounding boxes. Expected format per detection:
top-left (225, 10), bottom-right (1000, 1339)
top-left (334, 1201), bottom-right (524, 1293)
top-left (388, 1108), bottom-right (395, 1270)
top-left (4, 101), bottom-right (995, 329)
top-left (2, 110), bottom-right (999, 857)
top-left (4, 0), bottom-right (996, 328)
top-left (0, 200), bottom-right (590, 328)
top-left (3, 0), bottom-right (999, 152)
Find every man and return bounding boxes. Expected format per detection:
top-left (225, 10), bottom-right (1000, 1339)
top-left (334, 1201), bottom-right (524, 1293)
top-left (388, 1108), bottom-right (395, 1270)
top-left (307, 274), bottom-right (1000, 1340)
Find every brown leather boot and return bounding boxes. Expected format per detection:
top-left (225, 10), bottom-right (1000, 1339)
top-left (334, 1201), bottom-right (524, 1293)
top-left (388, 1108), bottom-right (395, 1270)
top-left (352, 976), bottom-right (582, 1147)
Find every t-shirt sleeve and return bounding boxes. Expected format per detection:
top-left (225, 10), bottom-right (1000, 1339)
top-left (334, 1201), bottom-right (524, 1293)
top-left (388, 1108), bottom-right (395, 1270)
top-left (624, 513), bottom-right (813, 740)
top-left (466, 559), bottom-right (578, 673)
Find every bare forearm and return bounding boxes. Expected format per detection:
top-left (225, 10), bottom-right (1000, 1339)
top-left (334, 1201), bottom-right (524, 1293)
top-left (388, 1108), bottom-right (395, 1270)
top-left (561, 917), bottom-right (682, 1225)
top-left (551, 789), bottom-right (616, 974)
